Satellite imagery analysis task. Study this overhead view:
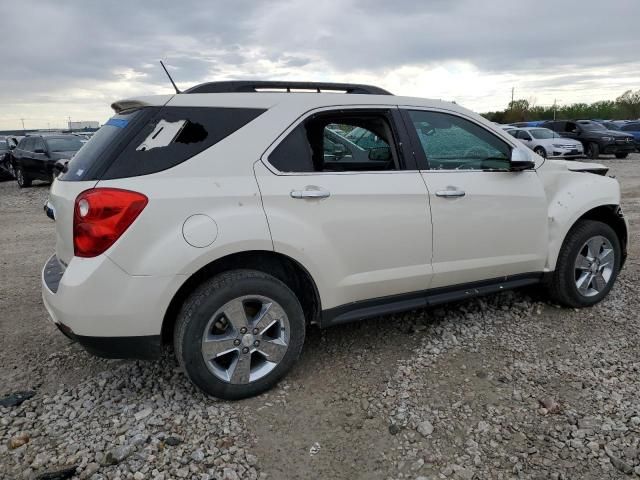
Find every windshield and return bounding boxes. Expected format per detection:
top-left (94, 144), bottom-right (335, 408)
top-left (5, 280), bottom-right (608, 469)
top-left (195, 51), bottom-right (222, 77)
top-left (580, 122), bottom-right (606, 131)
top-left (46, 137), bottom-right (84, 152)
top-left (529, 128), bottom-right (557, 139)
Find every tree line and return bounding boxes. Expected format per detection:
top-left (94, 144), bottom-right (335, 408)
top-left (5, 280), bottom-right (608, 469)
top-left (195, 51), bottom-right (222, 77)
top-left (482, 89), bottom-right (640, 123)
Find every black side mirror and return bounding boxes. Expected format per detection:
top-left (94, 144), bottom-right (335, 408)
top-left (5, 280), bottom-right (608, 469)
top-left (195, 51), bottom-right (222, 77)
top-left (34, 148), bottom-right (46, 154)
top-left (332, 143), bottom-right (348, 159)
top-left (53, 159), bottom-right (69, 175)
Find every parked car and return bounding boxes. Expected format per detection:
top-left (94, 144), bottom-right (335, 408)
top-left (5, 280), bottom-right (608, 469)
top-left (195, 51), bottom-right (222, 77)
top-left (43, 80), bottom-right (628, 400)
top-left (11, 134), bottom-right (84, 187)
top-left (506, 127), bottom-right (583, 159)
top-left (616, 121), bottom-right (640, 151)
top-left (541, 120), bottom-right (635, 159)
top-left (0, 137), bottom-right (15, 180)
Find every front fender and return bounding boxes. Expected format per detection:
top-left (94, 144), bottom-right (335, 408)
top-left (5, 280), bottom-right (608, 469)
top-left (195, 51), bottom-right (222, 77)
top-left (541, 166), bottom-right (621, 270)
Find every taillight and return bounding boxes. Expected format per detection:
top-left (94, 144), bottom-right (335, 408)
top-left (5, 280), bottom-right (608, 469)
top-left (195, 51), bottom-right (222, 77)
top-left (73, 188), bottom-right (148, 258)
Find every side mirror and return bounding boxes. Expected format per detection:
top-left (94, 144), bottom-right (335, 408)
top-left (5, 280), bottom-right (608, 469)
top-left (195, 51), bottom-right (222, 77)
top-left (368, 146), bottom-right (391, 161)
top-left (332, 143), bottom-right (348, 159)
top-left (34, 148), bottom-right (46, 154)
top-left (53, 159), bottom-right (69, 175)
top-left (510, 148), bottom-right (536, 171)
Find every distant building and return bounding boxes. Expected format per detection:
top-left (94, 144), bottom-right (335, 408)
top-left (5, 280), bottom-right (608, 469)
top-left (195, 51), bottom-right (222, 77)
top-left (68, 121), bottom-right (100, 131)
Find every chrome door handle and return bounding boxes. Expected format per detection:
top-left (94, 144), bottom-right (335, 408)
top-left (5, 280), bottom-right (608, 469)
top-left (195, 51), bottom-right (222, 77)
top-left (435, 188), bottom-right (465, 198)
top-left (290, 188), bottom-right (331, 199)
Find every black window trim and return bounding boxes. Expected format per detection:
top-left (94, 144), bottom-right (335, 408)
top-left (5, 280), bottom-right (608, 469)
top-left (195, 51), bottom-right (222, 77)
top-left (398, 107), bottom-right (517, 172)
top-left (261, 105), bottom-right (418, 175)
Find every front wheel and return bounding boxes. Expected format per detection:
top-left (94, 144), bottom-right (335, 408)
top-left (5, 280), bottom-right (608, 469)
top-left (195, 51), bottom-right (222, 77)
top-left (585, 142), bottom-right (600, 159)
top-left (615, 152), bottom-right (629, 159)
top-left (547, 220), bottom-right (621, 307)
top-left (533, 146), bottom-right (547, 158)
top-left (174, 270), bottom-right (306, 400)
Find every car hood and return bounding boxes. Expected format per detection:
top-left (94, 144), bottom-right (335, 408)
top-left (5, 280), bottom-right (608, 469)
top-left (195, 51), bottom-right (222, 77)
top-left (537, 137), bottom-right (582, 147)
top-left (601, 130), bottom-right (634, 139)
top-left (541, 159), bottom-right (609, 176)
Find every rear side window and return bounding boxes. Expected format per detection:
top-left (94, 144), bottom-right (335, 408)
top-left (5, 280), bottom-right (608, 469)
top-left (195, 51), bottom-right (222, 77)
top-left (268, 110), bottom-right (400, 173)
top-left (60, 107), bottom-right (265, 181)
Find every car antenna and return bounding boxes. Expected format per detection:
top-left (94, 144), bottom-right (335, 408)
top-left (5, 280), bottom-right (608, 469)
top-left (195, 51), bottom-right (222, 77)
top-left (160, 60), bottom-right (181, 94)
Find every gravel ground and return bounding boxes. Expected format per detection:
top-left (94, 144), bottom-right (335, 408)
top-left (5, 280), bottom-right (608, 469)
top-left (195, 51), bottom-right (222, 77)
top-left (1, 154), bottom-right (639, 480)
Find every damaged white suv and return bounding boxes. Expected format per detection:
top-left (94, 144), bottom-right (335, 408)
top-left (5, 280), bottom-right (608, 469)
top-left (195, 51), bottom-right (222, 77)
top-left (42, 81), bottom-right (628, 399)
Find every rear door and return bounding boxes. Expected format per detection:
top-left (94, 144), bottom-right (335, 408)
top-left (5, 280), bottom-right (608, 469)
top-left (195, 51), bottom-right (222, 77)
top-left (401, 108), bottom-right (548, 288)
top-left (255, 107), bottom-right (433, 312)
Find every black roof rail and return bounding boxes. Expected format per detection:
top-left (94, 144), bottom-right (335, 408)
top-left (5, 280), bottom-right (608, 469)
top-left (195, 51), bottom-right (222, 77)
top-left (184, 80), bottom-right (392, 95)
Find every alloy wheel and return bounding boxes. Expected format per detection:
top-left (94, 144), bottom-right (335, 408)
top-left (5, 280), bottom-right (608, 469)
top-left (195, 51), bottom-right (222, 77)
top-left (201, 295), bottom-right (290, 384)
top-left (574, 235), bottom-right (615, 297)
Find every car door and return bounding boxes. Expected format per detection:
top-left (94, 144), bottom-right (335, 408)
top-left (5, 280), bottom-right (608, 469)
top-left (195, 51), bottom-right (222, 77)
top-left (31, 138), bottom-right (49, 177)
top-left (254, 107), bottom-right (433, 313)
top-left (401, 108), bottom-right (548, 289)
top-left (15, 138), bottom-right (32, 172)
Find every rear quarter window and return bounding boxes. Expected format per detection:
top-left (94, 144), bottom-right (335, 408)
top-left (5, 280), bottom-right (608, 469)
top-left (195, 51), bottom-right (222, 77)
top-left (60, 106), bottom-right (265, 181)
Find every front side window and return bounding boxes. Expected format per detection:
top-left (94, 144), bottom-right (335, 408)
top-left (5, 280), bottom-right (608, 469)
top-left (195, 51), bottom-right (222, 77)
top-left (407, 110), bottom-right (510, 171)
top-left (268, 111), bottom-right (399, 173)
top-left (516, 130), bottom-right (532, 140)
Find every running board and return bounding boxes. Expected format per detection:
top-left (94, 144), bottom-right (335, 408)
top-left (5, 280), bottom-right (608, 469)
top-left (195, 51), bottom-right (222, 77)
top-left (321, 273), bottom-right (543, 327)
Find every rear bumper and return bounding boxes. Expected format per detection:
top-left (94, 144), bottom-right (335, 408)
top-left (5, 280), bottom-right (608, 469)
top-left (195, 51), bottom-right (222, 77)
top-left (42, 253), bottom-right (180, 360)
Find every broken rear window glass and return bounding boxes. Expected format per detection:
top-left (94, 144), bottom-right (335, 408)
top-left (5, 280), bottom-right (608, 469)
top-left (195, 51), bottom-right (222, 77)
top-left (101, 107), bottom-right (266, 179)
top-left (61, 106), bottom-right (266, 181)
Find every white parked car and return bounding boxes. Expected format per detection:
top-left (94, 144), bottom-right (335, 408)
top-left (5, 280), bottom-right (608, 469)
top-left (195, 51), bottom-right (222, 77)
top-left (506, 127), bottom-right (584, 159)
top-left (42, 81), bottom-right (628, 399)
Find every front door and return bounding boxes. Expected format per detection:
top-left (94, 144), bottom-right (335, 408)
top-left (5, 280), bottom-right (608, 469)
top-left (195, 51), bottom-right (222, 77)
top-left (401, 108), bottom-right (548, 289)
top-left (255, 107), bottom-right (433, 311)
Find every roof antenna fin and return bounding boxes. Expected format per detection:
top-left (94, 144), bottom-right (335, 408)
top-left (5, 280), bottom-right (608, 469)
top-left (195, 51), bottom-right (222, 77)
top-left (160, 60), bottom-right (181, 94)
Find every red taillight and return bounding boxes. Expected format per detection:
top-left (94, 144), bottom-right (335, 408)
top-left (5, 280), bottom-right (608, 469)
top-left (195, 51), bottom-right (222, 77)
top-left (73, 188), bottom-right (148, 258)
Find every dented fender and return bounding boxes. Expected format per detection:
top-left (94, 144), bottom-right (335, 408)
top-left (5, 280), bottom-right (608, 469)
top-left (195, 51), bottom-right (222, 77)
top-left (537, 160), bottom-right (621, 270)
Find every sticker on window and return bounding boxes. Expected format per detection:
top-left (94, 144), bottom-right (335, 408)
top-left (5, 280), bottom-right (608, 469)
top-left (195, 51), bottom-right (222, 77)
top-left (106, 118), bottom-right (129, 129)
top-left (136, 119), bottom-right (208, 152)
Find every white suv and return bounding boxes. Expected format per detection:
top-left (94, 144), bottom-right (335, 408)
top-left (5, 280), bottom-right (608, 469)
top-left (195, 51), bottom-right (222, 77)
top-left (42, 81), bottom-right (628, 399)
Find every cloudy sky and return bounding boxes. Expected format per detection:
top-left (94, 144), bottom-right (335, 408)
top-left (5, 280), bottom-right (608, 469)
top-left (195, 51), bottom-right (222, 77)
top-left (3, 0), bottom-right (639, 130)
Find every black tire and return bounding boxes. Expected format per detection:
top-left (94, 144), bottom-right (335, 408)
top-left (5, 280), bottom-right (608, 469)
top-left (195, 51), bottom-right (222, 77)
top-left (547, 220), bottom-right (621, 308)
top-left (533, 146), bottom-right (547, 158)
top-left (615, 152), bottom-right (629, 159)
top-left (15, 165), bottom-right (32, 188)
top-left (586, 142), bottom-right (600, 159)
top-left (174, 269), bottom-right (306, 400)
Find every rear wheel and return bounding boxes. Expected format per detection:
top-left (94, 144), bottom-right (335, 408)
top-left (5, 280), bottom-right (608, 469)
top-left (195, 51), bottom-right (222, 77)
top-left (533, 146), bottom-right (547, 158)
top-left (547, 220), bottom-right (621, 307)
top-left (174, 269), bottom-right (306, 400)
top-left (585, 142), bottom-right (600, 159)
top-left (15, 165), bottom-right (32, 188)
top-left (615, 152), bottom-right (629, 159)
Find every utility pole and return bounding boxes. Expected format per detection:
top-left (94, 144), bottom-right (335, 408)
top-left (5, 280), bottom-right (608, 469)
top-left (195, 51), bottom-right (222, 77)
top-left (511, 86), bottom-right (514, 106)
top-left (68, 116), bottom-right (72, 132)
top-left (20, 118), bottom-right (25, 134)
top-left (553, 99), bottom-right (557, 120)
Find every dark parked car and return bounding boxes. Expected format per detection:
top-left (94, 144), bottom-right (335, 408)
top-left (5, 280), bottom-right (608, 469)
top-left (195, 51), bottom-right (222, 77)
top-left (541, 120), bottom-right (635, 159)
top-left (0, 137), bottom-right (15, 180)
top-left (11, 134), bottom-right (83, 187)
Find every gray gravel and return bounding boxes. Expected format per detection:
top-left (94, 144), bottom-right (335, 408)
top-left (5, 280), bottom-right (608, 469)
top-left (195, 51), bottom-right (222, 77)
top-left (1, 154), bottom-right (639, 479)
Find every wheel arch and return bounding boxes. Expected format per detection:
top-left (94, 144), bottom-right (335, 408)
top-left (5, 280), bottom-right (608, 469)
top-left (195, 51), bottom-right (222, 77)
top-left (548, 203), bottom-right (627, 271)
top-left (161, 250), bottom-right (321, 345)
